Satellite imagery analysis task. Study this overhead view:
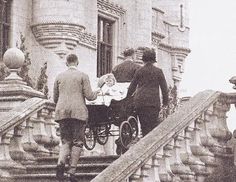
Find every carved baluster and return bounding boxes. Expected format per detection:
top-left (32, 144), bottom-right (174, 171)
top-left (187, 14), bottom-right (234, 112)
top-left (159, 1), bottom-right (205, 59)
top-left (32, 109), bottom-right (50, 156)
top-left (180, 123), bottom-right (206, 180)
top-left (22, 118), bottom-right (39, 155)
top-left (9, 122), bottom-right (35, 163)
top-left (170, 131), bottom-right (195, 181)
top-left (201, 106), bottom-right (222, 154)
top-left (0, 130), bottom-right (25, 174)
top-left (146, 149), bottom-right (163, 182)
top-left (158, 142), bottom-right (174, 181)
top-left (130, 168), bottom-right (142, 181)
top-left (212, 102), bottom-right (232, 141)
top-left (44, 109), bottom-right (60, 155)
top-left (210, 102), bottom-right (232, 162)
top-left (140, 158), bottom-right (152, 181)
top-left (190, 117), bottom-right (215, 178)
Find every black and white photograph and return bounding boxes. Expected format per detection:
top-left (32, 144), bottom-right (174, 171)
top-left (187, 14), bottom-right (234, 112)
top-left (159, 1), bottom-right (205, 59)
top-left (0, 0), bottom-right (236, 181)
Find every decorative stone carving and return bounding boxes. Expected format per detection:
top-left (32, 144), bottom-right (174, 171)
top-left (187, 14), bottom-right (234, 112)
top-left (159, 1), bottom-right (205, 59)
top-left (31, 22), bottom-right (97, 54)
top-left (3, 47), bottom-right (25, 81)
top-left (97, 0), bottom-right (126, 17)
top-left (9, 122), bottom-right (35, 163)
top-left (229, 76), bottom-right (236, 89)
top-left (159, 142), bottom-right (174, 181)
top-left (152, 32), bottom-right (165, 46)
top-left (22, 118), bottom-right (39, 154)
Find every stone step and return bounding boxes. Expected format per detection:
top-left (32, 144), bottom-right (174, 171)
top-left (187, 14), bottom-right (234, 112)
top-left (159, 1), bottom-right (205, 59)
top-left (13, 173), bottom-right (98, 182)
top-left (36, 155), bottom-right (119, 165)
top-left (25, 163), bottom-right (110, 174)
top-left (12, 155), bottom-right (119, 182)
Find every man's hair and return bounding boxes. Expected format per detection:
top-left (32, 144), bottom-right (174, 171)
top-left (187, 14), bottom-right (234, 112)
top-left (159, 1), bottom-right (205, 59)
top-left (142, 47), bottom-right (156, 63)
top-left (123, 48), bottom-right (135, 57)
top-left (66, 54), bottom-right (78, 64)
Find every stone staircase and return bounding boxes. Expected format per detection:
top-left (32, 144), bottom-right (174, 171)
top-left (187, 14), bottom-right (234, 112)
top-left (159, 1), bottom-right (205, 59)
top-left (1, 86), bottom-right (236, 181)
top-left (12, 155), bottom-right (119, 182)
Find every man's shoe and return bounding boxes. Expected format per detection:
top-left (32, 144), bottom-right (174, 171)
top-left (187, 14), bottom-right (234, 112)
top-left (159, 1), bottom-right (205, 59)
top-left (56, 163), bottom-right (65, 180)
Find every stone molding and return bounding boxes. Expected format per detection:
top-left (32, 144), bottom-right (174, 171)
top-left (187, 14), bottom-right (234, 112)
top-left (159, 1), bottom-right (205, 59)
top-left (159, 42), bottom-right (191, 56)
top-left (31, 22), bottom-right (97, 53)
top-left (152, 32), bottom-right (165, 45)
top-left (97, 0), bottom-right (126, 17)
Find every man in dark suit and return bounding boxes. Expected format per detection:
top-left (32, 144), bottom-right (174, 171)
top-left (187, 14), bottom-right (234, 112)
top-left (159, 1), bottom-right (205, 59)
top-left (112, 48), bottom-right (141, 82)
top-left (127, 48), bottom-right (169, 136)
top-left (53, 54), bottom-right (100, 182)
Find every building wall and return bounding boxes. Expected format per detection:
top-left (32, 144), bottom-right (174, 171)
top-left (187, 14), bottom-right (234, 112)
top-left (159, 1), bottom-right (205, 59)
top-left (6, 0), bottom-right (190, 98)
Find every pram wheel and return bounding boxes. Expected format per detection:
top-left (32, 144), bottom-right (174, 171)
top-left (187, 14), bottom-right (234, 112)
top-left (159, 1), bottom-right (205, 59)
top-left (127, 116), bottom-right (139, 140)
top-left (96, 125), bottom-right (109, 145)
top-left (84, 126), bottom-right (96, 150)
top-left (119, 121), bottom-right (132, 149)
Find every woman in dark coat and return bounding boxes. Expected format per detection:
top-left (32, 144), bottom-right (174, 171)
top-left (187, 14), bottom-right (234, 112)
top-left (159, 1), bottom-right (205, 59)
top-left (127, 48), bottom-right (169, 136)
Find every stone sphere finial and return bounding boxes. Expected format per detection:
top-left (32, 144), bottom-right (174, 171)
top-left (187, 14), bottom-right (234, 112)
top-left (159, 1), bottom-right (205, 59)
top-left (229, 76), bottom-right (236, 89)
top-left (3, 47), bottom-right (25, 69)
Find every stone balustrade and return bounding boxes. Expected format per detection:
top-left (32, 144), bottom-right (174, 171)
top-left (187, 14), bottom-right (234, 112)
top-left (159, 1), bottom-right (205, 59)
top-left (91, 90), bottom-right (235, 182)
top-left (0, 97), bottom-right (59, 177)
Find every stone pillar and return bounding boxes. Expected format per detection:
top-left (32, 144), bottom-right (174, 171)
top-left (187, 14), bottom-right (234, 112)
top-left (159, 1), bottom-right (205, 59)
top-left (0, 48), bottom-right (45, 115)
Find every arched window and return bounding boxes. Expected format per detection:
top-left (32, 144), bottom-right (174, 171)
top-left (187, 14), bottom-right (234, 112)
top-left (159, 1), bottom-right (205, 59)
top-left (0, 0), bottom-right (11, 58)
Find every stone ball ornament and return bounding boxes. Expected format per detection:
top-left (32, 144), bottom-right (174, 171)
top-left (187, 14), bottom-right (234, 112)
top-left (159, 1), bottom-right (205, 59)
top-left (3, 47), bottom-right (25, 69)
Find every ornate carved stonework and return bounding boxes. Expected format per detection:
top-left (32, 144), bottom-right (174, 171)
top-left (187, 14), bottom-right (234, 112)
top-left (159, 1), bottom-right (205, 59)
top-left (152, 32), bottom-right (165, 46)
top-left (158, 43), bottom-right (190, 84)
top-left (159, 43), bottom-right (191, 55)
top-left (97, 0), bottom-right (126, 16)
top-left (31, 22), bottom-right (97, 55)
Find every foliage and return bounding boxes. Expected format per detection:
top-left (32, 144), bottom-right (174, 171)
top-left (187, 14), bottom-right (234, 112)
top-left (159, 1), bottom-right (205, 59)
top-left (159, 85), bottom-right (179, 122)
top-left (36, 62), bottom-right (48, 98)
top-left (0, 62), bottom-right (10, 81)
top-left (16, 33), bottom-right (33, 87)
top-left (204, 158), bottom-right (236, 182)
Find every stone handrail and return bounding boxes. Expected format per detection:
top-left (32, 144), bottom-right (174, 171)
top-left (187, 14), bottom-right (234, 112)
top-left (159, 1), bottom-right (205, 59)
top-left (0, 97), bottom-right (59, 177)
top-left (0, 97), bottom-right (53, 135)
top-left (92, 90), bottom-right (233, 182)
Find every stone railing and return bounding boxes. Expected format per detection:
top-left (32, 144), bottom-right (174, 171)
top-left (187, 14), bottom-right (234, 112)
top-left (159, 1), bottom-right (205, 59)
top-left (0, 97), bottom-right (59, 177)
top-left (92, 90), bottom-right (234, 182)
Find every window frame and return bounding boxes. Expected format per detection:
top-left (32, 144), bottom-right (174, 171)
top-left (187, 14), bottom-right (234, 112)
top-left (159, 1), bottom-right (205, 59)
top-left (0, 0), bottom-right (11, 58)
top-left (97, 15), bottom-right (115, 77)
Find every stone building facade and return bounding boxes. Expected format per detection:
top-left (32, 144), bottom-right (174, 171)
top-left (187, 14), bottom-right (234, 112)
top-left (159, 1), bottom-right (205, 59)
top-left (0, 0), bottom-right (190, 98)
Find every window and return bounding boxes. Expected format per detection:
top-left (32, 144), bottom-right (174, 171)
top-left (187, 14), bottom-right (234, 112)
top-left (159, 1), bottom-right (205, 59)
top-left (97, 16), bottom-right (114, 77)
top-left (0, 0), bottom-right (11, 58)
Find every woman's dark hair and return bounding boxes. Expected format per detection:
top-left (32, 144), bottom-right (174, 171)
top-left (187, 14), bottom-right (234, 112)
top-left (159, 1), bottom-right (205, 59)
top-left (142, 48), bottom-right (156, 63)
top-left (66, 54), bottom-right (78, 64)
top-left (123, 48), bottom-right (135, 57)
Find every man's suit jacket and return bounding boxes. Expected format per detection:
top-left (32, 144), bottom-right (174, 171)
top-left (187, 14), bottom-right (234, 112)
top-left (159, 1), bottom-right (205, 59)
top-left (112, 59), bottom-right (141, 82)
top-left (127, 63), bottom-right (168, 109)
top-left (53, 67), bottom-right (97, 122)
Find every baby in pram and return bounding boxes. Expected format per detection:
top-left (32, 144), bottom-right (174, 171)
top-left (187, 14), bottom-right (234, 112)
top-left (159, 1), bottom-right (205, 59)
top-left (95, 73), bottom-right (130, 106)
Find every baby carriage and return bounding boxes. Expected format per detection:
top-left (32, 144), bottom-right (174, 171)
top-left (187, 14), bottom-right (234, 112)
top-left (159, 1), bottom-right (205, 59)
top-left (84, 94), bottom-right (139, 153)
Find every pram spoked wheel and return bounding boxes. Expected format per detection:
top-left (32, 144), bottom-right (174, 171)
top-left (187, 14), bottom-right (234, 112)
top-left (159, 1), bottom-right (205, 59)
top-left (84, 126), bottom-right (96, 150)
top-left (119, 121), bottom-right (132, 149)
top-left (127, 116), bottom-right (139, 140)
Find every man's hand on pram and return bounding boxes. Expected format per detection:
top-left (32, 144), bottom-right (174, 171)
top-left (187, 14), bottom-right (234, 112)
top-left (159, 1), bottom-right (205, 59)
top-left (95, 87), bottom-right (102, 95)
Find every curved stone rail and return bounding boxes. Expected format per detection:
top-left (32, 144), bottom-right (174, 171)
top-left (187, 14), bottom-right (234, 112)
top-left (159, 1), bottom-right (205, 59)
top-left (92, 90), bottom-right (233, 182)
top-left (0, 97), bottom-right (59, 177)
